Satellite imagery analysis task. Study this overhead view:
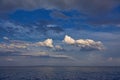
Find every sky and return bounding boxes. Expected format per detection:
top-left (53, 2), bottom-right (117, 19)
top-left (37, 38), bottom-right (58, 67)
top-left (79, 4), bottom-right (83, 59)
top-left (0, 0), bottom-right (120, 66)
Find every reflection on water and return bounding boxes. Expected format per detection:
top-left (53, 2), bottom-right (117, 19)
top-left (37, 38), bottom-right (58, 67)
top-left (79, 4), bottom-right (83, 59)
top-left (0, 66), bottom-right (120, 80)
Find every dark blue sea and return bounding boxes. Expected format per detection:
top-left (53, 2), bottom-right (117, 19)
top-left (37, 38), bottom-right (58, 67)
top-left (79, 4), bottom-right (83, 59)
top-left (0, 66), bottom-right (120, 80)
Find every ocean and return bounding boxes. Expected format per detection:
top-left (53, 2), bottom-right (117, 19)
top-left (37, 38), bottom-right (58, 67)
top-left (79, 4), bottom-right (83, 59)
top-left (0, 66), bottom-right (120, 80)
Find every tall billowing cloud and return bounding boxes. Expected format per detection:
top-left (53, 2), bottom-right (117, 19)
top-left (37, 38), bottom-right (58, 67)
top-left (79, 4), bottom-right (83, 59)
top-left (36, 39), bottom-right (53, 48)
top-left (63, 35), bottom-right (104, 51)
top-left (63, 35), bottom-right (75, 44)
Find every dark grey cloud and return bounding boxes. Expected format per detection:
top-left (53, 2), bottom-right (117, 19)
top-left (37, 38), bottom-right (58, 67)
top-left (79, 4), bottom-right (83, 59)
top-left (0, 0), bottom-right (67, 13)
top-left (0, 0), bottom-right (120, 16)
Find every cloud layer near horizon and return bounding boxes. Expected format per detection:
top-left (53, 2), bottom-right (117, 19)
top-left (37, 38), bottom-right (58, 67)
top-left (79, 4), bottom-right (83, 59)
top-left (0, 35), bottom-right (104, 55)
top-left (0, 38), bottom-right (73, 60)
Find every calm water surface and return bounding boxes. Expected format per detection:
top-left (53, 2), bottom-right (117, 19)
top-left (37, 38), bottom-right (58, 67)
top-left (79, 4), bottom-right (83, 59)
top-left (0, 66), bottom-right (120, 80)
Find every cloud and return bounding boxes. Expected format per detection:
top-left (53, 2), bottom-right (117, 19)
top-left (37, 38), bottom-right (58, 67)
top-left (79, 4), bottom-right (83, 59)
top-left (0, 0), bottom-right (120, 25)
top-left (3, 36), bottom-right (9, 40)
top-left (28, 54), bottom-right (73, 59)
top-left (0, 34), bottom-right (105, 57)
top-left (76, 39), bottom-right (104, 51)
top-left (5, 57), bottom-right (14, 61)
top-left (35, 39), bottom-right (54, 48)
top-left (46, 24), bottom-right (58, 28)
top-left (63, 35), bottom-right (104, 51)
top-left (0, 21), bottom-right (64, 39)
top-left (63, 35), bottom-right (75, 44)
top-left (54, 45), bottom-right (65, 51)
top-left (0, 39), bottom-right (74, 60)
top-left (0, 0), bottom-right (120, 15)
top-left (48, 54), bottom-right (73, 59)
top-left (0, 38), bottom-right (54, 53)
top-left (55, 45), bottom-right (63, 50)
top-left (50, 11), bottom-right (69, 19)
top-left (0, 38), bottom-right (55, 56)
top-left (0, 21), bottom-right (31, 37)
top-left (0, 42), bottom-right (27, 50)
top-left (0, 40), bottom-right (29, 55)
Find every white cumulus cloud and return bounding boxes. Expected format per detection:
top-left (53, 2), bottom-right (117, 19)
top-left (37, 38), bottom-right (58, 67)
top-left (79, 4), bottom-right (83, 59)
top-left (35, 39), bottom-right (54, 48)
top-left (63, 35), bottom-right (75, 44)
top-left (63, 35), bottom-right (104, 51)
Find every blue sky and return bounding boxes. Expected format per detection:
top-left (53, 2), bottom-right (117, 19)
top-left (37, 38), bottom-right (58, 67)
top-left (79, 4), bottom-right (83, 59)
top-left (0, 0), bottom-right (120, 66)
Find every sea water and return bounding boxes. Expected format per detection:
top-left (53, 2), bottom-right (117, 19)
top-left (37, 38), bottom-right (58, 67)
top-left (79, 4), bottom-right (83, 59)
top-left (0, 66), bottom-right (120, 80)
